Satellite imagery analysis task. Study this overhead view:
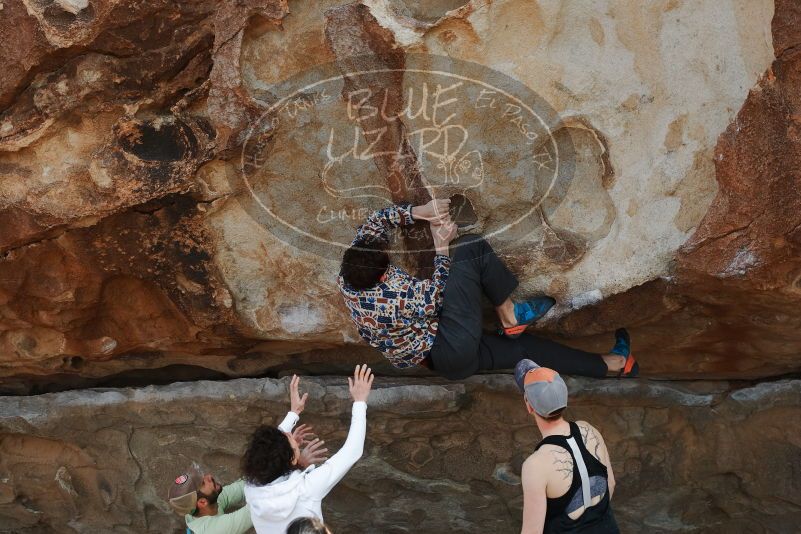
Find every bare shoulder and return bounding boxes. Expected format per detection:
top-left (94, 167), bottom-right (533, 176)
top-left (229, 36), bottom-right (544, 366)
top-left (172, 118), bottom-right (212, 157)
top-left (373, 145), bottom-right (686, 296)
top-left (576, 420), bottom-right (606, 461)
top-left (522, 449), bottom-right (547, 470)
top-left (576, 421), bottom-right (605, 460)
top-left (575, 420), bottom-right (599, 433)
top-left (575, 420), bottom-right (604, 439)
top-left (523, 447), bottom-right (559, 469)
top-left (525, 443), bottom-right (574, 481)
top-left (520, 451), bottom-right (545, 485)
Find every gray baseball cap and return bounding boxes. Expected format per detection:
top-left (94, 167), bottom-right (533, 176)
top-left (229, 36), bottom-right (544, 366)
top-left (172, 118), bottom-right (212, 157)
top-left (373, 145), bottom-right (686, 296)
top-left (514, 359), bottom-right (568, 417)
top-left (167, 465), bottom-right (204, 515)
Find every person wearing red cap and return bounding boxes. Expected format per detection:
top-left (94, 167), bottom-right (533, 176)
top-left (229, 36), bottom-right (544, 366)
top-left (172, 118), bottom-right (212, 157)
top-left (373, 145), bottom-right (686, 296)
top-left (515, 359), bottom-right (620, 534)
top-left (167, 376), bottom-right (328, 534)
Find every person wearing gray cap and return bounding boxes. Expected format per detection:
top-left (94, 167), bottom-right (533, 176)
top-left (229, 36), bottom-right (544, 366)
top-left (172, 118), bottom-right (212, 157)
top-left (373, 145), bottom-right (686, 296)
top-left (515, 359), bottom-right (620, 534)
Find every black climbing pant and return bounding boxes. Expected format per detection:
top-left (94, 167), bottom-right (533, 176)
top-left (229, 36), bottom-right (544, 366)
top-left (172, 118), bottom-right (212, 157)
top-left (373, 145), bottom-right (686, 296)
top-left (429, 234), bottom-right (609, 381)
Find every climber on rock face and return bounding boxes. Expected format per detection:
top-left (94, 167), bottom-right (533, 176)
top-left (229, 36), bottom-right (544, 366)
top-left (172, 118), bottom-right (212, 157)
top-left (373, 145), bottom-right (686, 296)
top-left (337, 201), bottom-right (639, 380)
top-left (167, 375), bottom-right (327, 534)
top-left (243, 366), bottom-right (373, 533)
top-left (516, 360), bottom-right (620, 534)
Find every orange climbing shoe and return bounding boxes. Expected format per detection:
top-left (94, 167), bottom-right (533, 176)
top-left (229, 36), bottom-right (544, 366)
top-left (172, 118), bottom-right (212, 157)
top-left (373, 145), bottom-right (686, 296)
top-left (498, 297), bottom-right (556, 339)
top-left (611, 328), bottom-right (639, 378)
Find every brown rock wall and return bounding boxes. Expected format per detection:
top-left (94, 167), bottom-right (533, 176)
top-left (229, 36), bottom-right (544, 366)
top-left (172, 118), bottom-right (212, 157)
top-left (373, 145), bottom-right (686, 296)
top-left (0, 376), bottom-right (799, 533)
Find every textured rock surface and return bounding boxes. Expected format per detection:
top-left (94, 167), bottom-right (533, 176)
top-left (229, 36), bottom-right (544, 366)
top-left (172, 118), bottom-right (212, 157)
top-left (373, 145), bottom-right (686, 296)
top-left (551, 0), bottom-right (801, 378)
top-left (2, 0), bottom-right (799, 390)
top-left (2, 1), bottom-right (800, 532)
top-left (0, 375), bottom-right (800, 533)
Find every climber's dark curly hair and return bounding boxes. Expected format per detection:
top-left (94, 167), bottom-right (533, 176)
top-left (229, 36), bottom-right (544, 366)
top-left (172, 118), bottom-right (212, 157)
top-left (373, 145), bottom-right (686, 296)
top-left (339, 237), bottom-right (390, 290)
top-left (241, 425), bottom-right (295, 486)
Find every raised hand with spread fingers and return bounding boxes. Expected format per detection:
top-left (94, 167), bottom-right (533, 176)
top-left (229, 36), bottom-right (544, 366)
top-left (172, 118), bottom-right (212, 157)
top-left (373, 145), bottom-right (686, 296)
top-left (348, 364), bottom-right (374, 403)
top-left (298, 437), bottom-right (329, 468)
top-left (291, 424), bottom-right (315, 448)
top-left (289, 374), bottom-right (309, 415)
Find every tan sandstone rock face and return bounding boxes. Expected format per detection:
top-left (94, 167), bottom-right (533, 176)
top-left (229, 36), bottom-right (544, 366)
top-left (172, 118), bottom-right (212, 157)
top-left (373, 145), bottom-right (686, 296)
top-left (553, 0), bottom-right (801, 378)
top-left (0, 0), bottom-right (799, 387)
top-left (0, 376), bottom-right (799, 533)
top-left (363, 0), bottom-right (775, 301)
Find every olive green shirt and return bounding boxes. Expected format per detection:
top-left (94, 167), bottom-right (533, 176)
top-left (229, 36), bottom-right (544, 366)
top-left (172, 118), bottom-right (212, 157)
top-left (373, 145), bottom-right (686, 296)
top-left (185, 479), bottom-right (252, 534)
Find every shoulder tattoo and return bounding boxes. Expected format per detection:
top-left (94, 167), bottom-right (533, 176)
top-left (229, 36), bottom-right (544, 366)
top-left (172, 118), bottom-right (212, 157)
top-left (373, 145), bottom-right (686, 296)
top-left (578, 423), bottom-right (602, 459)
top-left (548, 447), bottom-right (574, 480)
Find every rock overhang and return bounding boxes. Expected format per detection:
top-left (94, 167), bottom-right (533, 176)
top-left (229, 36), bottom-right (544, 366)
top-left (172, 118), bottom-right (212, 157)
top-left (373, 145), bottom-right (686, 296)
top-left (1, 0), bottom-right (799, 388)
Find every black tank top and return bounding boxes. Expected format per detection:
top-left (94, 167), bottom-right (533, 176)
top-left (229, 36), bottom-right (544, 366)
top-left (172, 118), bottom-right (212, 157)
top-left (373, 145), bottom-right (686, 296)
top-left (534, 421), bottom-right (619, 534)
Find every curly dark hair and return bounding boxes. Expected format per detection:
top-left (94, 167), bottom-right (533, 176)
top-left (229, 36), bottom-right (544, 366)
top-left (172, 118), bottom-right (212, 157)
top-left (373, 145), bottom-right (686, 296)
top-left (339, 238), bottom-right (390, 290)
top-left (241, 425), bottom-right (295, 486)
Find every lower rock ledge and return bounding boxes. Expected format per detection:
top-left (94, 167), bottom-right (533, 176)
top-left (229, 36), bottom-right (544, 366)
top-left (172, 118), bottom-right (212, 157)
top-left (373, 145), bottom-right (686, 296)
top-left (0, 376), bottom-right (799, 533)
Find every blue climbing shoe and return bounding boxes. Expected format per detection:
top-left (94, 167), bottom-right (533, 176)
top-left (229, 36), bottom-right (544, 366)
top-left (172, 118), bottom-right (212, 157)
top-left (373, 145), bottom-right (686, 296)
top-left (610, 328), bottom-right (639, 378)
top-left (499, 296), bottom-right (556, 338)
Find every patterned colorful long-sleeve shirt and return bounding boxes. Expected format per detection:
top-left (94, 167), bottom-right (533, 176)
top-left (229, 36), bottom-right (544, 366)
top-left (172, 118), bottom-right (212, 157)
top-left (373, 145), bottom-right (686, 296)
top-left (337, 204), bottom-right (451, 368)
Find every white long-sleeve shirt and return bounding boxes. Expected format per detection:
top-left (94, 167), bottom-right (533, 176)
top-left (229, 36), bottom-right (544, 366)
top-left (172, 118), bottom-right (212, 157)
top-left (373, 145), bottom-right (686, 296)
top-left (277, 411), bottom-right (300, 434)
top-left (245, 402), bottom-right (367, 533)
